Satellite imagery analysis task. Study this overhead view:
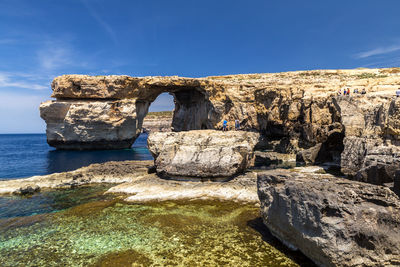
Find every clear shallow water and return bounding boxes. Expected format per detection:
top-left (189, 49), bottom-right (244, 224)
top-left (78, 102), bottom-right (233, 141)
top-left (0, 133), bottom-right (152, 180)
top-left (0, 187), bottom-right (311, 267)
top-left (0, 134), bottom-right (315, 266)
top-left (0, 185), bottom-right (116, 219)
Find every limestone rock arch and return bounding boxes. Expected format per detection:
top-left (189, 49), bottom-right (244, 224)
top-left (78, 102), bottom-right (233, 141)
top-left (40, 75), bottom-right (222, 150)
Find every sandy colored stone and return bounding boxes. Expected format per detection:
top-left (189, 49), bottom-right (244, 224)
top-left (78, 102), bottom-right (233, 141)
top-left (107, 171), bottom-right (258, 203)
top-left (0, 160), bottom-right (153, 195)
top-left (40, 68), bottom-right (400, 183)
top-left (147, 130), bottom-right (260, 178)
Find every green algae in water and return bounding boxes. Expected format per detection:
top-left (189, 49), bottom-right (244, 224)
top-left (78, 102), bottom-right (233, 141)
top-left (0, 184), bottom-right (116, 219)
top-left (0, 198), bottom-right (309, 267)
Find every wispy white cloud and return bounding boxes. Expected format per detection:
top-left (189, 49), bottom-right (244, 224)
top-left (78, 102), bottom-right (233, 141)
top-left (355, 44), bottom-right (400, 59)
top-left (0, 72), bottom-right (47, 90)
top-left (361, 56), bottom-right (400, 68)
top-left (36, 42), bottom-right (74, 71)
top-left (81, 0), bottom-right (118, 45)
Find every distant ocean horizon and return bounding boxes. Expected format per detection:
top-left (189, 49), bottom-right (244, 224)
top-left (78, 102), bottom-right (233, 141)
top-left (0, 133), bottom-right (152, 180)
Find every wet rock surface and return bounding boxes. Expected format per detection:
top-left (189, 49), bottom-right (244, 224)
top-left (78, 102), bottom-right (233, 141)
top-left (147, 130), bottom-right (260, 178)
top-left (257, 169), bottom-right (400, 267)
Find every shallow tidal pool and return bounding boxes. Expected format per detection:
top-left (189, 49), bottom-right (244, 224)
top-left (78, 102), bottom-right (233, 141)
top-left (0, 186), bottom-right (310, 266)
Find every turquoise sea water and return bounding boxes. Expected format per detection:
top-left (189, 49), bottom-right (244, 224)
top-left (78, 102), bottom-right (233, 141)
top-left (0, 134), bottom-right (315, 266)
top-left (0, 133), bottom-right (152, 180)
top-left (0, 187), bottom-right (313, 267)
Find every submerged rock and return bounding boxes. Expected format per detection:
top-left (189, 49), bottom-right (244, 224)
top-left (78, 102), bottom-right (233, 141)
top-left (148, 130), bottom-right (260, 178)
top-left (13, 185), bottom-right (40, 195)
top-left (257, 169), bottom-right (400, 266)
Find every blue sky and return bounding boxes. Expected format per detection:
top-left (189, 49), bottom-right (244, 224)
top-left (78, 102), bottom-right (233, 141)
top-left (1, 0), bottom-right (400, 133)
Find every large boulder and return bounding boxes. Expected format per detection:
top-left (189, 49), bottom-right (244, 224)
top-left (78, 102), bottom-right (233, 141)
top-left (257, 169), bottom-right (400, 267)
top-left (147, 130), bottom-right (260, 178)
top-left (40, 100), bottom-right (141, 150)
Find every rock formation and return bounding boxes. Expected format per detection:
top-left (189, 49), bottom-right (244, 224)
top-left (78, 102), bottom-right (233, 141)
top-left (147, 130), bottom-right (260, 178)
top-left (142, 111), bottom-right (172, 133)
top-left (40, 68), bottom-right (400, 182)
top-left (0, 160), bottom-right (153, 195)
top-left (257, 169), bottom-right (400, 267)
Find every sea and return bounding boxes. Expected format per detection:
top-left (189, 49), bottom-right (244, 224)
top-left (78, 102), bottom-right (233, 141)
top-left (0, 133), bottom-right (152, 180)
top-left (0, 133), bottom-right (311, 266)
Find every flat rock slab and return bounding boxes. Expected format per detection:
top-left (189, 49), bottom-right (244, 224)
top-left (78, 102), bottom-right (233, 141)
top-left (0, 161), bottom-right (153, 195)
top-left (257, 169), bottom-right (400, 267)
top-left (107, 171), bottom-right (258, 203)
top-left (147, 130), bottom-right (260, 178)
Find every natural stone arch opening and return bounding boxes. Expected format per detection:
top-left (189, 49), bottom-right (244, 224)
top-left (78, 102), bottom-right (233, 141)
top-left (136, 85), bottom-right (217, 133)
top-left (40, 76), bottom-right (222, 150)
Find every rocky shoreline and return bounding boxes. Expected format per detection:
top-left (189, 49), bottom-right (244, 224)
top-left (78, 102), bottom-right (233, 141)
top-left (0, 159), bottom-right (259, 203)
top-left (14, 67), bottom-right (399, 266)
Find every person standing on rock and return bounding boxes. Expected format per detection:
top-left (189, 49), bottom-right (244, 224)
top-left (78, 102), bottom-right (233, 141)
top-left (235, 119), bottom-right (240, 130)
top-left (223, 119), bottom-right (228, 131)
top-left (396, 88), bottom-right (400, 97)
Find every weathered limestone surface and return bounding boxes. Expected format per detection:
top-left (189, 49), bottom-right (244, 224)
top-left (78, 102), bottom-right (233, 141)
top-left (107, 171), bottom-right (258, 203)
top-left (142, 112), bottom-right (172, 133)
top-left (337, 96), bottom-right (400, 184)
top-left (254, 151), bottom-right (296, 166)
top-left (0, 161), bottom-right (153, 195)
top-left (147, 130), bottom-right (260, 178)
top-left (257, 169), bottom-right (400, 267)
top-left (40, 100), bottom-right (140, 150)
top-left (0, 160), bottom-right (258, 203)
top-left (40, 68), bottom-right (400, 181)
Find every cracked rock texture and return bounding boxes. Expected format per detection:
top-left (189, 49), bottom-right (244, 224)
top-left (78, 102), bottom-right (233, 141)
top-left (147, 130), bottom-right (260, 178)
top-left (0, 161), bottom-right (153, 195)
top-left (257, 169), bottom-right (400, 267)
top-left (40, 68), bottom-right (400, 182)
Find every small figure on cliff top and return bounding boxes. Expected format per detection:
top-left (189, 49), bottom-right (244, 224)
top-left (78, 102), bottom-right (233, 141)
top-left (337, 90), bottom-right (342, 96)
top-left (343, 88), bottom-right (347, 95)
top-left (223, 119), bottom-right (228, 131)
top-left (354, 88), bottom-right (359, 94)
top-left (235, 119), bottom-right (240, 130)
top-left (396, 89), bottom-right (400, 97)
top-left (361, 88), bottom-right (366, 95)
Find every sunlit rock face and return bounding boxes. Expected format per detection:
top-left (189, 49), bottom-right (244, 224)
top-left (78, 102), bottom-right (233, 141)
top-left (40, 68), bottom-right (400, 183)
top-left (40, 100), bottom-right (140, 150)
top-left (257, 169), bottom-right (400, 267)
top-left (147, 130), bottom-right (260, 178)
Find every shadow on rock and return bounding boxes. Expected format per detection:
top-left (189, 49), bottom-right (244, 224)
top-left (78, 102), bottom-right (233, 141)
top-left (247, 217), bottom-right (317, 267)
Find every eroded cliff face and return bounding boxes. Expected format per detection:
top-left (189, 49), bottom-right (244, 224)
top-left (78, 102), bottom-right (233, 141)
top-left (257, 169), bottom-right (400, 266)
top-left (40, 68), bottom-right (400, 181)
